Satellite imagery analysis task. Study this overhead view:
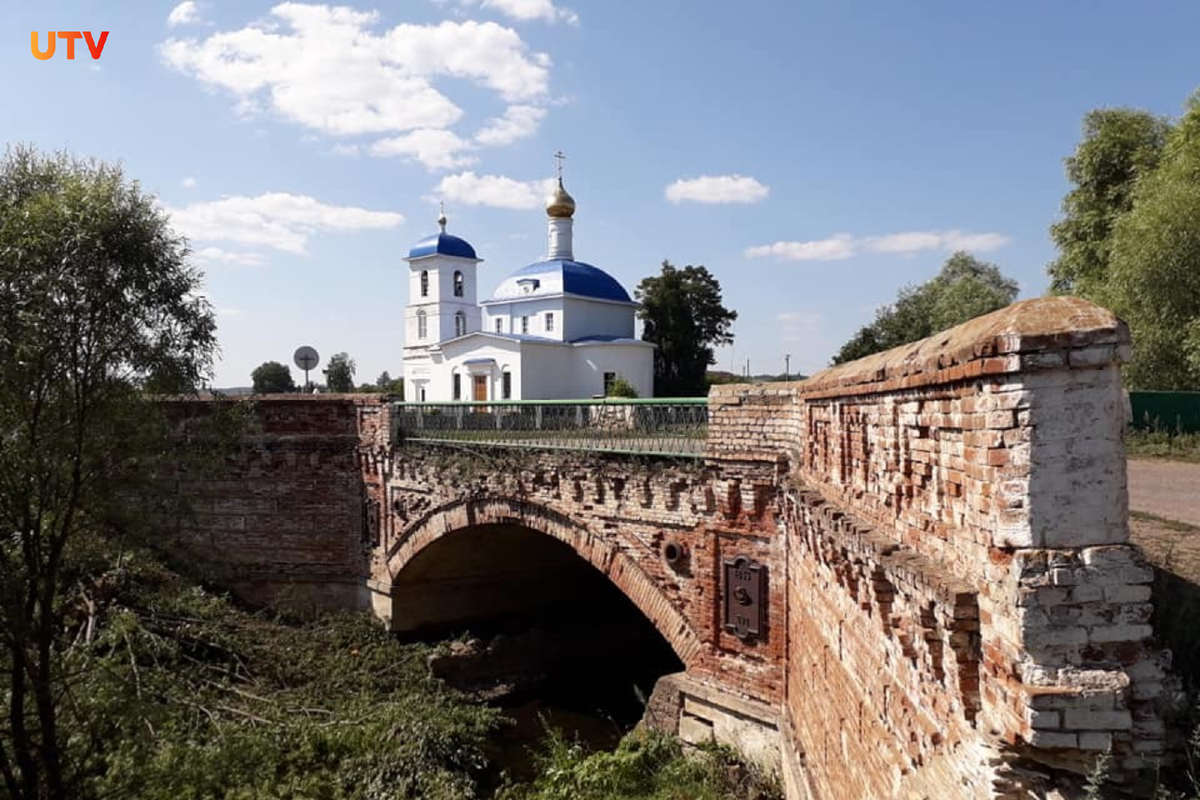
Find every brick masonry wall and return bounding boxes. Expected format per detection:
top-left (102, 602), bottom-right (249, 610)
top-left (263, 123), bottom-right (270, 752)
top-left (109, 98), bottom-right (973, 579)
top-left (712, 297), bottom-right (1168, 798)
top-left (364, 445), bottom-right (788, 704)
top-left (165, 395), bottom-right (378, 611)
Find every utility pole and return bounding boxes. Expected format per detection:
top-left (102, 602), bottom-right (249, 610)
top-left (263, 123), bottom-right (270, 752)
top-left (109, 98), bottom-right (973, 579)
top-left (785, 354), bottom-right (791, 382)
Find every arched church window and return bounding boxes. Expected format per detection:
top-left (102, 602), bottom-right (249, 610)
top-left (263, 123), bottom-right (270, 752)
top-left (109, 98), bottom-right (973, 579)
top-left (455, 311), bottom-right (467, 337)
top-left (420, 270), bottom-right (429, 297)
top-left (453, 270), bottom-right (464, 297)
top-left (417, 310), bottom-right (427, 339)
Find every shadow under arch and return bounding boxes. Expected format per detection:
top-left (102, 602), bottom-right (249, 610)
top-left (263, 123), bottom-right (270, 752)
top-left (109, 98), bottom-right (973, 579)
top-left (382, 496), bottom-right (704, 668)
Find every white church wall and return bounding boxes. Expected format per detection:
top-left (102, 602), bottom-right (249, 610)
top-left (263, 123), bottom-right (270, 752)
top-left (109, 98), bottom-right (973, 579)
top-left (571, 343), bottom-right (655, 398)
top-left (482, 298), bottom-right (565, 340)
top-left (519, 343), bottom-right (577, 399)
top-left (562, 297), bottom-right (636, 342)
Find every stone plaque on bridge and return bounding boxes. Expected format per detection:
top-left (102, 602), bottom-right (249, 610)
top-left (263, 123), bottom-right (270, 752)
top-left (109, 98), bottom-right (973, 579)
top-left (723, 556), bottom-right (765, 640)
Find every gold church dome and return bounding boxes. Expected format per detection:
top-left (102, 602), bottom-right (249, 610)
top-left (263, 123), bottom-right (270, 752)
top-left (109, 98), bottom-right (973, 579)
top-left (545, 178), bottom-right (576, 219)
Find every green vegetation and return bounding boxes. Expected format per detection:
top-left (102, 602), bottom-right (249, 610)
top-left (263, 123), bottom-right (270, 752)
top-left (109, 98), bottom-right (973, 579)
top-left (636, 262), bottom-right (737, 397)
top-left (0, 145), bottom-right (218, 798)
top-left (4, 540), bottom-right (774, 800)
top-left (1050, 91), bottom-right (1200, 389)
top-left (605, 375), bottom-right (639, 398)
top-left (501, 725), bottom-right (780, 800)
top-left (325, 351), bottom-right (357, 392)
top-left (252, 361), bottom-right (298, 393)
top-left (64, 550), bottom-right (504, 800)
top-left (1126, 428), bottom-right (1200, 463)
top-left (832, 252), bottom-right (1019, 364)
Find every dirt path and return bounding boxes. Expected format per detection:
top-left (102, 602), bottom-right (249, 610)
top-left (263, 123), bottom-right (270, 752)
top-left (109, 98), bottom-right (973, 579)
top-left (1128, 458), bottom-right (1200, 528)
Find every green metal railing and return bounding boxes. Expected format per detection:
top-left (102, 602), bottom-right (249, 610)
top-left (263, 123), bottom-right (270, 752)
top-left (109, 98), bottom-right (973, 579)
top-left (390, 398), bottom-right (708, 457)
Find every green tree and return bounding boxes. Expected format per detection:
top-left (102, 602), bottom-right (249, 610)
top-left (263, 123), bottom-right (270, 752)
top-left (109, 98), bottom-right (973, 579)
top-left (0, 146), bottom-right (216, 798)
top-left (1105, 94), bottom-right (1200, 389)
top-left (833, 252), bottom-right (1018, 364)
top-left (636, 261), bottom-right (737, 396)
top-left (251, 361), bottom-right (296, 394)
top-left (1047, 108), bottom-right (1170, 296)
top-left (323, 352), bottom-right (356, 393)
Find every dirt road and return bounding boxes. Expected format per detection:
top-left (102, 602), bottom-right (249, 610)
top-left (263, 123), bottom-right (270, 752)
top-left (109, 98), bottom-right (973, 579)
top-left (1128, 458), bottom-right (1200, 528)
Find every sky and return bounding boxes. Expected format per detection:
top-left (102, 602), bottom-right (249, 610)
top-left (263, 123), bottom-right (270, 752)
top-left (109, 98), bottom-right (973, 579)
top-left (3, 1), bottom-right (1199, 387)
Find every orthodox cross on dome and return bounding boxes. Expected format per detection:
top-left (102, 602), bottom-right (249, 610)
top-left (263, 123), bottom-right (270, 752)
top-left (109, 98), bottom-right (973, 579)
top-left (554, 150), bottom-right (566, 181)
top-left (437, 200), bottom-right (447, 232)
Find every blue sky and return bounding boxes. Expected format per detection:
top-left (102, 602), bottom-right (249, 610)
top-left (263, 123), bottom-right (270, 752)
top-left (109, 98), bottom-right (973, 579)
top-left (4, 1), bottom-right (1199, 387)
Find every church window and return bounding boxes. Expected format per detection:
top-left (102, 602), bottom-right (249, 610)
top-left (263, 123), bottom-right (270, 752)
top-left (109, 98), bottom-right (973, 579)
top-left (417, 310), bottom-right (427, 339)
top-left (502, 371), bottom-right (512, 399)
top-left (521, 316), bottom-right (529, 334)
top-left (545, 312), bottom-right (555, 332)
top-left (453, 373), bottom-right (461, 400)
top-left (455, 311), bottom-right (467, 337)
top-left (495, 318), bottom-right (503, 333)
top-left (453, 271), bottom-right (464, 297)
top-left (420, 270), bottom-right (429, 297)
top-left (603, 372), bottom-right (617, 395)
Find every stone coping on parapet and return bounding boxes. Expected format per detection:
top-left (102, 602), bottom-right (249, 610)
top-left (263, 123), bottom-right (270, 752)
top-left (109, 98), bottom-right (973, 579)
top-left (710, 296), bottom-right (1130, 403)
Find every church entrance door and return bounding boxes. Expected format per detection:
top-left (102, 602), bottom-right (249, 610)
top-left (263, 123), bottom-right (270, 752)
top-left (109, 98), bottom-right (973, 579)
top-left (473, 375), bottom-right (488, 401)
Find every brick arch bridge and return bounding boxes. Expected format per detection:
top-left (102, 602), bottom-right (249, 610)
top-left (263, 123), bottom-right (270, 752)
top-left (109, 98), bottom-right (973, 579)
top-left (376, 495), bottom-right (706, 665)
top-left (170, 297), bottom-right (1170, 800)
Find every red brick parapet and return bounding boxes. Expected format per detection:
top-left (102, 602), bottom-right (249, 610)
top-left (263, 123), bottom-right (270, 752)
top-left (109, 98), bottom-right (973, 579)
top-left (708, 297), bottom-right (1166, 797)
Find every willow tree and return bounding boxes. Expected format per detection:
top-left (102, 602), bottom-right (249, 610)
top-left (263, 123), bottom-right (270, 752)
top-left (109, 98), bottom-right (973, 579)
top-left (0, 146), bottom-right (216, 798)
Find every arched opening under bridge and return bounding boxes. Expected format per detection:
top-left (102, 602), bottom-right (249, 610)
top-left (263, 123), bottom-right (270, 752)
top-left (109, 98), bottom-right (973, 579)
top-left (388, 523), bottom-right (686, 749)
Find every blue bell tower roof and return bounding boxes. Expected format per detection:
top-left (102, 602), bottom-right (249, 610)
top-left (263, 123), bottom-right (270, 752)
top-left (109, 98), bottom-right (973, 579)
top-left (407, 231), bottom-right (478, 260)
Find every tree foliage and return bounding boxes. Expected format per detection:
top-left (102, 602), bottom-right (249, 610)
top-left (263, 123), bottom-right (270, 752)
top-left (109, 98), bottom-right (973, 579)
top-left (1104, 95), bottom-right (1200, 389)
top-left (635, 261), bottom-right (737, 397)
top-left (251, 361), bottom-right (296, 394)
top-left (0, 146), bottom-right (216, 798)
top-left (1049, 91), bottom-right (1200, 389)
top-left (1047, 108), bottom-right (1170, 296)
top-left (833, 251), bottom-right (1019, 364)
top-left (324, 352), bottom-right (356, 393)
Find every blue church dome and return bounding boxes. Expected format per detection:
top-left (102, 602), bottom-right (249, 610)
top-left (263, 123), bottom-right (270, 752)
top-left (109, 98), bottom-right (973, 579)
top-left (486, 259), bottom-right (633, 303)
top-left (407, 232), bottom-right (477, 260)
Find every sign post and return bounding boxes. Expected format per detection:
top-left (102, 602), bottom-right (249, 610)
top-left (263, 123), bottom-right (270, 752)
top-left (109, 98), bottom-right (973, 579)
top-left (293, 346), bottom-right (320, 392)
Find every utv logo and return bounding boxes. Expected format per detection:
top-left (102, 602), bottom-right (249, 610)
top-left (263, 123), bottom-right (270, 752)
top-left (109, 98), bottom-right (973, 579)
top-left (31, 31), bottom-right (109, 60)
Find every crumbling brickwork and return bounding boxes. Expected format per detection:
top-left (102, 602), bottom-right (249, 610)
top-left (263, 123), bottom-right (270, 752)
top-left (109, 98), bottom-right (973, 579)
top-left (710, 296), bottom-right (1167, 798)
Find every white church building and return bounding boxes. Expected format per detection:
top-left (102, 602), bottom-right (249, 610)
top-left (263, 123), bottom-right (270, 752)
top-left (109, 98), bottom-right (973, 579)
top-left (402, 175), bottom-right (654, 402)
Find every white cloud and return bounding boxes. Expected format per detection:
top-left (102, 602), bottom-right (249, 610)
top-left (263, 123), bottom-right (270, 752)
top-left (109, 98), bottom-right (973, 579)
top-left (665, 174), bottom-right (769, 205)
top-left (159, 4), bottom-right (552, 166)
top-left (432, 172), bottom-right (555, 210)
top-left (182, 176), bottom-right (198, 189)
top-left (370, 129), bottom-right (476, 170)
top-left (193, 246), bottom-right (267, 267)
top-left (745, 230), bottom-right (1011, 262)
top-left (458, 0), bottom-right (579, 25)
top-left (776, 312), bottom-right (822, 343)
top-left (474, 104), bottom-right (546, 146)
top-left (745, 235), bottom-right (856, 262)
top-left (167, 1), bottom-right (205, 27)
top-left (868, 230), bottom-right (1011, 254)
top-left (170, 192), bottom-right (404, 254)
